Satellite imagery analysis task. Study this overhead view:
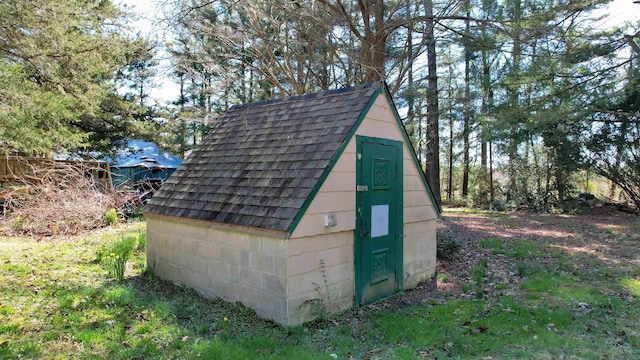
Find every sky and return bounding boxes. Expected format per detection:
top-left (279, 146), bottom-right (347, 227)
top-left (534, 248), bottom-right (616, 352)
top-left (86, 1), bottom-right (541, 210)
top-left (117, 0), bottom-right (177, 106)
top-left (118, 0), bottom-right (640, 106)
top-left (595, 0), bottom-right (640, 29)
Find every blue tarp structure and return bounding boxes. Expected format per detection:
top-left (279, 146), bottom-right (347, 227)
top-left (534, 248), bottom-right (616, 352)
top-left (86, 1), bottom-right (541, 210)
top-left (109, 140), bottom-right (182, 188)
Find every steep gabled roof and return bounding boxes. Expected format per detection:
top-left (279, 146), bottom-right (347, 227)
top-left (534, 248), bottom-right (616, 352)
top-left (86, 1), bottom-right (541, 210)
top-left (145, 82), bottom-right (382, 232)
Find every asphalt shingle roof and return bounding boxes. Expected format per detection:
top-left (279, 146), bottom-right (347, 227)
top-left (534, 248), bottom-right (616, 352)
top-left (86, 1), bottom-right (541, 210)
top-left (145, 82), bottom-right (382, 232)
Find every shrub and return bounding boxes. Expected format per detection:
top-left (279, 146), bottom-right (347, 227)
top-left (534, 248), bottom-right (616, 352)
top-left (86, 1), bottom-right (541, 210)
top-left (104, 208), bottom-right (118, 226)
top-left (9, 216), bottom-right (26, 233)
top-left (490, 200), bottom-right (506, 212)
top-left (437, 230), bottom-right (461, 261)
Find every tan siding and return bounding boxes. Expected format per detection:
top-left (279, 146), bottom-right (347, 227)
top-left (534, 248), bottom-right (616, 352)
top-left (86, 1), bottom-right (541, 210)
top-left (404, 205), bottom-right (438, 225)
top-left (304, 190), bottom-right (354, 214)
top-left (315, 170), bottom-right (355, 192)
top-left (286, 93), bottom-right (436, 324)
top-left (330, 151), bottom-right (357, 172)
top-left (291, 211), bottom-right (356, 239)
top-left (353, 94), bottom-right (437, 291)
top-left (290, 155), bottom-right (357, 239)
top-left (354, 94), bottom-right (436, 224)
top-left (405, 190), bottom-right (432, 207)
top-left (404, 217), bottom-right (437, 236)
top-left (291, 94), bottom-right (436, 239)
top-left (405, 174), bottom-right (426, 191)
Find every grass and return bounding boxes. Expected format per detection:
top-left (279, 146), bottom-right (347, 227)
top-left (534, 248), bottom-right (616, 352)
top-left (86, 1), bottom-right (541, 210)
top-left (371, 297), bottom-right (579, 358)
top-left (1, 218), bottom-right (640, 359)
top-left (480, 237), bottom-right (540, 259)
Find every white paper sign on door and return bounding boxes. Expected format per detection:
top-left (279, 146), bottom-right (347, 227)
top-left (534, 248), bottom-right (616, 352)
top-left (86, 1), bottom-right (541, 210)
top-left (370, 204), bottom-right (389, 238)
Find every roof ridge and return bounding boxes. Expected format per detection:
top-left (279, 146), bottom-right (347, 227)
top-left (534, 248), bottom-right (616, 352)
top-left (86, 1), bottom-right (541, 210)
top-left (230, 82), bottom-right (380, 111)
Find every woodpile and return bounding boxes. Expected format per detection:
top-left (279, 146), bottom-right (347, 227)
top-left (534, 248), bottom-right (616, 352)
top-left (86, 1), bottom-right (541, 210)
top-left (1, 157), bottom-right (138, 236)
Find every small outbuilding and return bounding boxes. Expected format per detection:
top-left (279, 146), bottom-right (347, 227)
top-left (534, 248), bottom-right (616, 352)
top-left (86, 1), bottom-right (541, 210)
top-left (145, 82), bottom-right (440, 326)
top-left (109, 140), bottom-right (182, 190)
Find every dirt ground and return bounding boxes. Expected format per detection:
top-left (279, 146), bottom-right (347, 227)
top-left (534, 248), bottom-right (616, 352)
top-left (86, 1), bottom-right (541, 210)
top-left (375, 205), bottom-right (640, 310)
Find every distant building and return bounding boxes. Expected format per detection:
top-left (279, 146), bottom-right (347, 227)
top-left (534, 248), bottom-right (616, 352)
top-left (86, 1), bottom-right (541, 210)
top-left (109, 140), bottom-right (182, 188)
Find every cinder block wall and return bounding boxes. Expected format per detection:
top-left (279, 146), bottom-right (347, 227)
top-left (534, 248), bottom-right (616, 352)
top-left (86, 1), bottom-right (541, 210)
top-left (286, 231), bottom-right (355, 325)
top-left (146, 215), bottom-right (290, 325)
top-left (403, 221), bottom-right (437, 288)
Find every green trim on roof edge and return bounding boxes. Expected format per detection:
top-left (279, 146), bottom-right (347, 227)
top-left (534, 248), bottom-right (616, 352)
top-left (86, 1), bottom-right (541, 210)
top-left (286, 82), bottom-right (441, 237)
top-left (381, 84), bottom-right (442, 217)
top-left (286, 84), bottom-right (384, 237)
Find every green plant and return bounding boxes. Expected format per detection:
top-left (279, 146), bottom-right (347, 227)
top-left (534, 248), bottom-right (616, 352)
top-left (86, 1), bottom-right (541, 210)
top-left (621, 278), bottom-right (640, 297)
top-left (103, 251), bottom-right (127, 281)
top-left (103, 208), bottom-right (118, 226)
top-left (520, 273), bottom-right (562, 293)
top-left (461, 283), bottom-right (474, 293)
top-left (437, 230), bottom-right (461, 261)
top-left (516, 262), bottom-right (529, 276)
top-left (471, 259), bottom-right (489, 299)
top-left (480, 238), bottom-right (505, 254)
top-left (9, 216), bottom-right (25, 233)
top-left (472, 261), bottom-right (487, 287)
top-left (509, 241), bottom-right (538, 259)
top-left (95, 247), bottom-right (106, 263)
top-left (490, 200), bottom-right (506, 211)
top-left (319, 259), bottom-right (329, 294)
top-left (100, 235), bottom-right (137, 281)
top-left (133, 231), bottom-right (146, 252)
top-left (300, 258), bottom-right (333, 322)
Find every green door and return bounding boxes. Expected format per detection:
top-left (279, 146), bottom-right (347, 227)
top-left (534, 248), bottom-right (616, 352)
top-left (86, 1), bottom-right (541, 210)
top-left (355, 136), bottom-right (403, 306)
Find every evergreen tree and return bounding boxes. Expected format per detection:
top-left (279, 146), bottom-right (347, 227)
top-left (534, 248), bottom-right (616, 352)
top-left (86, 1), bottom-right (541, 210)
top-left (0, 0), bottom-right (137, 155)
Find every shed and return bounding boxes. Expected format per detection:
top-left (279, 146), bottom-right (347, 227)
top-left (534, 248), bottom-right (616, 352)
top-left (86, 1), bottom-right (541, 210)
top-left (144, 82), bottom-right (440, 326)
top-left (109, 140), bottom-right (182, 189)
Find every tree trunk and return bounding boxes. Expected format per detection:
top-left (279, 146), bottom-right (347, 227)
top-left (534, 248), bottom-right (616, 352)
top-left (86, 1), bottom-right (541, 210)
top-left (488, 88), bottom-right (495, 206)
top-left (530, 137), bottom-right (542, 207)
top-left (447, 60), bottom-right (454, 201)
top-left (555, 149), bottom-right (566, 202)
top-left (406, 1), bottom-right (416, 155)
top-left (178, 73), bottom-right (185, 110)
top-left (372, 0), bottom-right (386, 81)
top-left (424, 0), bottom-right (441, 204)
top-left (479, 16), bottom-right (491, 206)
top-left (546, 149), bottom-right (551, 204)
top-left (489, 138), bottom-right (494, 206)
top-left (461, 0), bottom-right (471, 199)
top-left (448, 99), bottom-right (454, 201)
top-left (507, 0), bottom-right (522, 201)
